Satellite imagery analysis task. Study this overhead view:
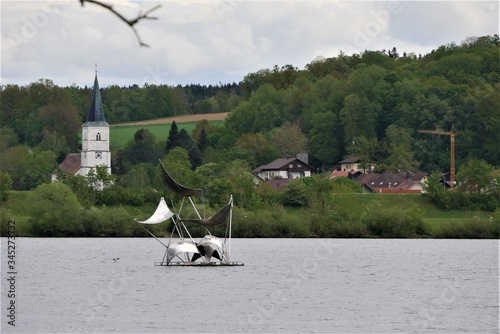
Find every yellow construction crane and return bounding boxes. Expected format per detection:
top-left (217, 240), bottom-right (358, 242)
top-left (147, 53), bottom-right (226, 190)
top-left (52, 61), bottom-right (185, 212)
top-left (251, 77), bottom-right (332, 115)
top-left (419, 126), bottom-right (455, 182)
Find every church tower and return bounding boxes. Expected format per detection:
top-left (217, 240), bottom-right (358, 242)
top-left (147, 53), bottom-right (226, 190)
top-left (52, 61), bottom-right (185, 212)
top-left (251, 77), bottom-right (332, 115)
top-left (80, 70), bottom-right (111, 177)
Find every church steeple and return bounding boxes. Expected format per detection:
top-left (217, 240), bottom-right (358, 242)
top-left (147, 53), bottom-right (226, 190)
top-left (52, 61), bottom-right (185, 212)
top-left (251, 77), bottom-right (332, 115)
top-left (85, 68), bottom-right (107, 124)
top-left (80, 68), bottom-right (111, 179)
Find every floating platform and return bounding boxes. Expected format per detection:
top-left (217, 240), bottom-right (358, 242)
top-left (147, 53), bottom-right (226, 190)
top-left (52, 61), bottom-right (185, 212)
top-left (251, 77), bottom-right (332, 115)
top-left (155, 261), bottom-right (244, 267)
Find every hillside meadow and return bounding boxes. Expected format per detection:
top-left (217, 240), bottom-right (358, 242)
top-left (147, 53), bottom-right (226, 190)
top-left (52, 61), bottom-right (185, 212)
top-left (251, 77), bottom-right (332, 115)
top-left (3, 190), bottom-right (498, 239)
top-left (110, 120), bottom-right (225, 147)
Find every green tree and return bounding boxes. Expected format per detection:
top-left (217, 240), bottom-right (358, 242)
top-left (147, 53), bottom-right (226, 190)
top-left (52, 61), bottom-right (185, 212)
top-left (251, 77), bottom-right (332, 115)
top-left (1, 147), bottom-right (56, 190)
top-left (456, 158), bottom-right (497, 194)
top-left (235, 133), bottom-right (274, 167)
top-left (39, 129), bottom-right (69, 158)
top-left (0, 127), bottom-right (19, 153)
top-left (283, 178), bottom-right (310, 207)
top-left (382, 125), bottom-right (420, 172)
top-left (270, 123), bottom-right (308, 158)
top-left (0, 85), bottom-right (25, 128)
top-left (346, 135), bottom-right (381, 172)
top-left (204, 177), bottom-right (233, 207)
top-left (224, 160), bottom-right (255, 208)
top-left (0, 172), bottom-right (12, 201)
top-left (38, 102), bottom-right (80, 152)
top-left (55, 168), bottom-right (93, 205)
top-left (304, 75), bottom-right (345, 116)
top-left (156, 148), bottom-right (200, 192)
top-left (308, 111), bottom-right (341, 165)
top-left (208, 125), bottom-right (237, 151)
top-left (87, 165), bottom-right (116, 191)
top-left (198, 127), bottom-right (209, 153)
top-left (240, 69), bottom-right (269, 98)
top-left (331, 177), bottom-right (363, 193)
top-left (462, 84), bottom-right (500, 166)
top-left (195, 162), bottom-right (222, 181)
top-left (30, 183), bottom-right (82, 236)
top-left (341, 94), bottom-right (377, 145)
top-left (124, 129), bottom-right (162, 166)
top-left (227, 84), bottom-right (287, 135)
top-left (99, 207), bottom-right (136, 237)
top-left (177, 129), bottom-right (202, 169)
top-left (166, 121), bottom-right (180, 153)
top-left (191, 119), bottom-right (212, 151)
top-left (122, 166), bottom-right (151, 189)
top-left (422, 170), bottom-right (446, 201)
top-left (305, 55), bottom-right (351, 79)
top-left (0, 145), bottom-right (29, 189)
top-left (362, 201), bottom-right (425, 238)
top-left (24, 150), bottom-right (56, 190)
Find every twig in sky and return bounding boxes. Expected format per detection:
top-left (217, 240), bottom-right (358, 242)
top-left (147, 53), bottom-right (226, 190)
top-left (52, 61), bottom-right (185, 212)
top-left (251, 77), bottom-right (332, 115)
top-left (79, 0), bottom-right (161, 47)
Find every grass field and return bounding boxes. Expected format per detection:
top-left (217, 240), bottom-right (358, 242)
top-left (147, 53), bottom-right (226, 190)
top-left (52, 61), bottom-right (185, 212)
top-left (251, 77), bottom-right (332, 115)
top-left (330, 193), bottom-right (475, 219)
top-left (110, 120), bottom-right (225, 147)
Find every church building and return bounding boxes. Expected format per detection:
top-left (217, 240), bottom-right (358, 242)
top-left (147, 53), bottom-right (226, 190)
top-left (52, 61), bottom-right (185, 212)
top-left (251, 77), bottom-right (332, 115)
top-left (51, 71), bottom-right (111, 180)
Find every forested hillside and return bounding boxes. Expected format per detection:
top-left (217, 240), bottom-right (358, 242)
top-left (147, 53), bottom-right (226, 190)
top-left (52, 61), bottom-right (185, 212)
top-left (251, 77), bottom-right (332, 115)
top-left (0, 35), bottom-right (499, 192)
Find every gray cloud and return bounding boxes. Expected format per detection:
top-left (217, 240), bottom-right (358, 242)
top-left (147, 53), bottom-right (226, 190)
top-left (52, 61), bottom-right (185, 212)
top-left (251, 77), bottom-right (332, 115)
top-left (1, 0), bottom-right (498, 87)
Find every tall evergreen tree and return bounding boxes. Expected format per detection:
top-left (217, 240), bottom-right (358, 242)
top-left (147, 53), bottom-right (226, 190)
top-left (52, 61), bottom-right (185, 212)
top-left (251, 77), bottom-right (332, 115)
top-left (125, 129), bottom-right (162, 165)
top-left (178, 129), bottom-right (202, 169)
top-left (198, 127), bottom-right (208, 153)
top-left (166, 121), bottom-right (180, 153)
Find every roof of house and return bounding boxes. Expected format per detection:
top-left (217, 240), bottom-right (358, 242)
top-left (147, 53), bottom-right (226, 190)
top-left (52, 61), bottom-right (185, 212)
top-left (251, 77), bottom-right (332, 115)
top-left (53, 153), bottom-right (81, 175)
top-left (372, 188), bottom-right (422, 194)
top-left (355, 172), bottom-right (427, 190)
top-left (339, 157), bottom-right (360, 164)
top-left (330, 170), bottom-right (351, 178)
top-left (252, 157), bottom-right (313, 173)
top-left (330, 170), bottom-right (363, 179)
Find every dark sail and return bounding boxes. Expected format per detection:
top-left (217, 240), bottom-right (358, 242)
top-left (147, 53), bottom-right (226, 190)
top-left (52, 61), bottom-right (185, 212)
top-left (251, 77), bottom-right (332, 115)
top-left (181, 200), bottom-right (232, 227)
top-left (159, 160), bottom-right (202, 197)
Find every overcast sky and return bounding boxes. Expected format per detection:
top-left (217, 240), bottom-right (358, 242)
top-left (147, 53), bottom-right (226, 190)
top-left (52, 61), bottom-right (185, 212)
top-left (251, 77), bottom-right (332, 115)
top-left (1, 0), bottom-right (498, 88)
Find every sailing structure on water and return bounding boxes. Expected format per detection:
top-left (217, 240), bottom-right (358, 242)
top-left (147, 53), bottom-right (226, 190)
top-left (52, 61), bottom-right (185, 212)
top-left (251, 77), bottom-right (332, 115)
top-left (135, 161), bottom-right (244, 266)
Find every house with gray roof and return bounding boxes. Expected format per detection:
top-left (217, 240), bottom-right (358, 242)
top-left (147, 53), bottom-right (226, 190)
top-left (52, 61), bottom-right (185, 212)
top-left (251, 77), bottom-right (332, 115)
top-left (252, 157), bottom-right (314, 181)
top-left (252, 157), bottom-right (315, 191)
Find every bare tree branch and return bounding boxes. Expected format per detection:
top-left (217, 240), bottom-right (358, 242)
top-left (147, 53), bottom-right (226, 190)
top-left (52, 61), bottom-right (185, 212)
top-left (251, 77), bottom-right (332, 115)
top-left (80, 0), bottom-right (161, 47)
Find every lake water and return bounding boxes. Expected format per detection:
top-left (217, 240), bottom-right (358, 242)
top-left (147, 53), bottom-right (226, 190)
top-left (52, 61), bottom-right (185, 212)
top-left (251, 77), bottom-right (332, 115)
top-left (1, 238), bottom-right (498, 333)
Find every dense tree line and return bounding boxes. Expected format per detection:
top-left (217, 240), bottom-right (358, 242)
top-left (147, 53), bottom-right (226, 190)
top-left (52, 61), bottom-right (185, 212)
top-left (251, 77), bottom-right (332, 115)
top-left (229, 35), bottom-right (500, 171)
top-left (0, 35), bottom-right (499, 197)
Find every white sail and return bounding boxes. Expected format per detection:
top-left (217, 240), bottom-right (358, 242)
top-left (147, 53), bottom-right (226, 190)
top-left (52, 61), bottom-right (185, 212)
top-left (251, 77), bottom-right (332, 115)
top-left (167, 241), bottom-right (200, 264)
top-left (135, 197), bottom-right (175, 224)
top-left (197, 235), bottom-right (224, 262)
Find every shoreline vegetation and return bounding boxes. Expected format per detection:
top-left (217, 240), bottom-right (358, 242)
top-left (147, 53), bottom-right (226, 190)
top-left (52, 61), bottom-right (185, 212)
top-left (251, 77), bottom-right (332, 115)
top-left (1, 190), bottom-right (498, 239)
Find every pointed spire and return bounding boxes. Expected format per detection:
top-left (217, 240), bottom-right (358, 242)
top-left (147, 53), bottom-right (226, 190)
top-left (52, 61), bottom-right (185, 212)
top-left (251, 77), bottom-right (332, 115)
top-left (85, 69), bottom-right (107, 124)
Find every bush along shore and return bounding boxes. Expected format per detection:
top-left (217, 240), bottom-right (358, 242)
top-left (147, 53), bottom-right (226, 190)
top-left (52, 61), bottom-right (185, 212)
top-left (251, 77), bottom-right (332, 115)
top-left (1, 187), bottom-right (498, 239)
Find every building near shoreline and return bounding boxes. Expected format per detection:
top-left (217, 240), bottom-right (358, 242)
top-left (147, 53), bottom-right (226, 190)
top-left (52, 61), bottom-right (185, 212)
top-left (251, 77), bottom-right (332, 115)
top-left (51, 70), bottom-right (111, 180)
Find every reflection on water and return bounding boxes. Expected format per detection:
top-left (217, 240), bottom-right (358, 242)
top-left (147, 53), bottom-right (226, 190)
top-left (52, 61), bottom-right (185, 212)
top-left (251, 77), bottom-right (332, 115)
top-left (1, 238), bottom-right (498, 333)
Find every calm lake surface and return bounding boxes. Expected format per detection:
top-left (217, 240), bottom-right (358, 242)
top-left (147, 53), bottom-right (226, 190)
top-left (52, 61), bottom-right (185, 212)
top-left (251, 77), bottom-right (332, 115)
top-left (1, 238), bottom-right (498, 333)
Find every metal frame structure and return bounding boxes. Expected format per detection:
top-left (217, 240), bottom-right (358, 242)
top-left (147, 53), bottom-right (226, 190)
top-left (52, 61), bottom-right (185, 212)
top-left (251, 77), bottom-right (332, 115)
top-left (135, 161), bottom-right (243, 266)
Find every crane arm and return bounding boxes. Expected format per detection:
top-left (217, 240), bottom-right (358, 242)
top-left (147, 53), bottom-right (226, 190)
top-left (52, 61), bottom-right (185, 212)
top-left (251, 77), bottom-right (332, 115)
top-left (418, 129), bottom-right (453, 135)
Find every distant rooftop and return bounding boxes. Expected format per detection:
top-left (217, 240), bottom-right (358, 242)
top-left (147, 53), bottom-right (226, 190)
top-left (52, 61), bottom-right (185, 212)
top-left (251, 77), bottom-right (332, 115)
top-left (53, 153), bottom-right (81, 175)
top-left (339, 157), bottom-right (360, 164)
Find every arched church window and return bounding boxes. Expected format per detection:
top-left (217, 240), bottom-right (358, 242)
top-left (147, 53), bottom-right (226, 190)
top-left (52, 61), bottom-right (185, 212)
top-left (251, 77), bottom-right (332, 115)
top-left (96, 132), bottom-right (101, 141)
